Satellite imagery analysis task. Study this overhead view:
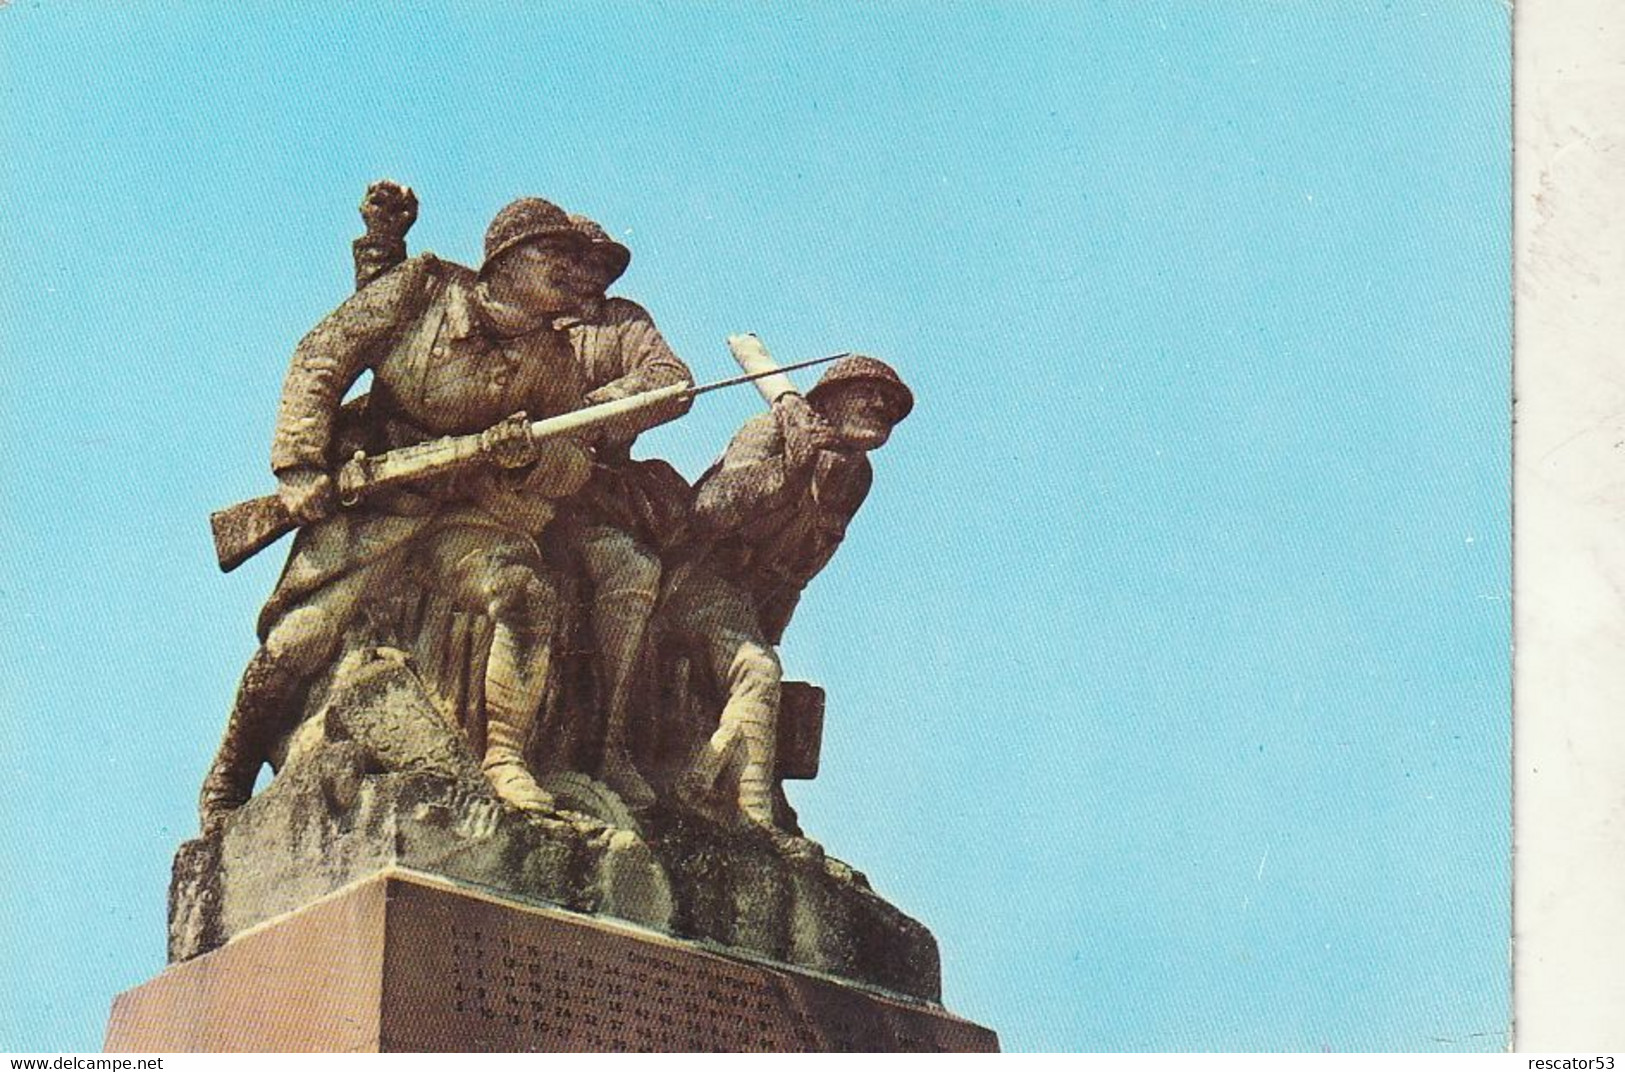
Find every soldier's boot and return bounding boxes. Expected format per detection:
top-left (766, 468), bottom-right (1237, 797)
top-left (712, 639), bottom-right (779, 825)
top-left (198, 697), bottom-right (266, 835)
top-left (200, 653), bottom-right (284, 830)
top-left (481, 620), bottom-right (556, 813)
top-left (199, 606), bottom-right (345, 833)
top-left (674, 725), bottom-right (736, 817)
top-left (592, 570), bottom-right (660, 809)
top-left (736, 711), bottom-right (798, 846)
top-left (736, 712), bottom-right (779, 831)
top-left (727, 652), bottom-right (820, 860)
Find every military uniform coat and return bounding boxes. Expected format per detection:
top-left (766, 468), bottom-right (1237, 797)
top-left (259, 254), bottom-right (593, 637)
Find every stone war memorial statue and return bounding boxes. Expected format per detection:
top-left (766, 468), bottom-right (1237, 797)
top-left (104, 183), bottom-right (998, 1053)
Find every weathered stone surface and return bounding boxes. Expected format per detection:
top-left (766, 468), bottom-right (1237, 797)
top-left (122, 873), bottom-right (996, 1053)
top-left (643, 809), bottom-right (939, 1001)
top-left (175, 641), bottom-right (941, 1001)
top-left (170, 763), bottom-right (941, 1002)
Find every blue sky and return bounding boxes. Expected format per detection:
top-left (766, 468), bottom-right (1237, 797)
top-left (0, 1), bottom-right (1509, 1052)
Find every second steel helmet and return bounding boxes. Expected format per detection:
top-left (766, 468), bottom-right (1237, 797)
top-left (568, 213), bottom-right (632, 286)
top-left (805, 354), bottom-right (914, 423)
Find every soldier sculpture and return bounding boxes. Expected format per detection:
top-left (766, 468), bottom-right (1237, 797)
top-left (348, 184), bottom-right (694, 809)
top-left (664, 351), bottom-right (912, 851)
top-left (200, 197), bottom-right (627, 830)
top-left (199, 183), bottom-right (912, 852)
top-left (172, 183), bottom-right (953, 1005)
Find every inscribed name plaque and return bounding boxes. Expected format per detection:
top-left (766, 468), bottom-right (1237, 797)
top-left (106, 871), bottom-right (998, 1053)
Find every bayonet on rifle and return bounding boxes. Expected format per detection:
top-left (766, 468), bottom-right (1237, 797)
top-left (209, 352), bottom-right (846, 573)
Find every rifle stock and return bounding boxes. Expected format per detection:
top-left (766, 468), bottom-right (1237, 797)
top-left (211, 493), bottom-right (298, 573)
top-left (208, 351), bottom-right (845, 573)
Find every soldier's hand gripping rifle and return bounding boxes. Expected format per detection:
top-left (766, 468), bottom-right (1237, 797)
top-left (210, 353), bottom-right (848, 572)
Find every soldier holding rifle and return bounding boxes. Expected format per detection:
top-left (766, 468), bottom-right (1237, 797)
top-left (200, 197), bottom-right (646, 830)
top-left (343, 185), bottom-right (694, 808)
top-left (200, 185), bottom-right (896, 842)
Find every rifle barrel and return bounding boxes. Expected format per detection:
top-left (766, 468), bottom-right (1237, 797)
top-left (213, 351), bottom-right (852, 572)
top-left (689, 353), bottom-right (848, 398)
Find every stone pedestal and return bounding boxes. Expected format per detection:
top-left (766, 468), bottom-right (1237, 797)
top-left (107, 871), bottom-right (998, 1053)
top-left (169, 769), bottom-right (943, 1002)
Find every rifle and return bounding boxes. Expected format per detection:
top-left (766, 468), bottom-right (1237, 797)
top-left (210, 352), bottom-right (846, 573)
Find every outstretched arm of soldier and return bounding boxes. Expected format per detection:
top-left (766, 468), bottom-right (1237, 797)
top-left (691, 399), bottom-right (837, 538)
top-left (270, 257), bottom-right (435, 501)
top-left (581, 301), bottom-right (693, 400)
top-left (577, 299), bottom-right (696, 445)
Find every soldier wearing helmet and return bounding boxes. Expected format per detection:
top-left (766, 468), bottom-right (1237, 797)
top-left (198, 196), bottom-right (671, 832)
top-left (663, 355), bottom-right (913, 850)
top-left (550, 211), bottom-right (696, 808)
top-left (344, 186), bottom-right (695, 810)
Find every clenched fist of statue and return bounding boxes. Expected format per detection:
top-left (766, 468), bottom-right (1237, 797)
top-left (479, 412), bottom-right (543, 469)
top-left (774, 393), bottom-right (841, 474)
top-left (276, 467), bottom-right (336, 524)
top-left (359, 179), bottom-right (418, 239)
